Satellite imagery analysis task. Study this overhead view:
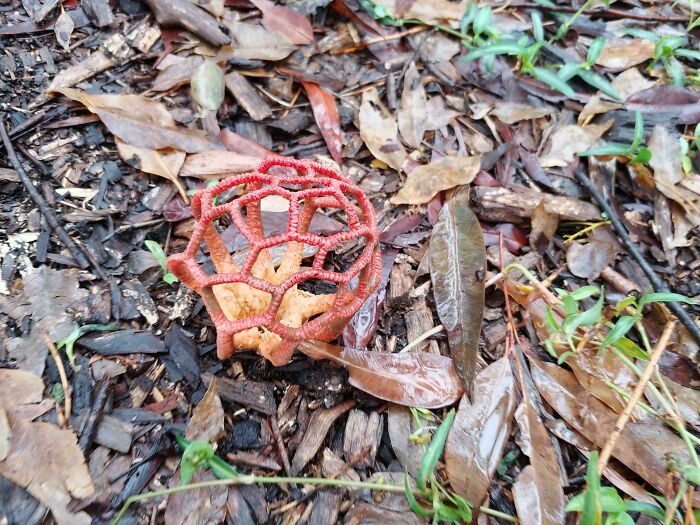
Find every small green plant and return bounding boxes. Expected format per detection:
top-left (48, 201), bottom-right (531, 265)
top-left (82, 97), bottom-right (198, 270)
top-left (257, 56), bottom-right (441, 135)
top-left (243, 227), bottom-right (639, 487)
top-left (403, 409), bottom-right (473, 524)
top-left (579, 111), bottom-right (652, 163)
top-left (624, 29), bottom-right (700, 86)
top-left (463, 12), bottom-right (618, 100)
top-left (57, 323), bottom-right (120, 368)
top-left (543, 284), bottom-right (695, 363)
top-left (566, 451), bottom-right (666, 525)
top-left (680, 124), bottom-right (700, 174)
top-left (144, 240), bottom-right (178, 284)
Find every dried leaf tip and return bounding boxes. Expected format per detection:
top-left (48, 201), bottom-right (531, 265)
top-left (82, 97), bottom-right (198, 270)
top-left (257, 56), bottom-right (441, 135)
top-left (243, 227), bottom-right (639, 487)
top-left (168, 156), bottom-right (382, 365)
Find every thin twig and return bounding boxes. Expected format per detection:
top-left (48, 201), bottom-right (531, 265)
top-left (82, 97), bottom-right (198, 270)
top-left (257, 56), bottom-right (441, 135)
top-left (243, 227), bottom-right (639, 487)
top-left (597, 320), bottom-right (676, 473)
top-left (44, 334), bottom-right (72, 428)
top-left (574, 167), bottom-right (700, 347)
top-left (0, 119), bottom-right (90, 269)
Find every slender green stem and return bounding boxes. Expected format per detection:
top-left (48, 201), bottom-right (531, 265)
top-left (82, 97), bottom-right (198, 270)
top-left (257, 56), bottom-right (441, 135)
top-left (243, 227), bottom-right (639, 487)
top-left (111, 473), bottom-right (518, 525)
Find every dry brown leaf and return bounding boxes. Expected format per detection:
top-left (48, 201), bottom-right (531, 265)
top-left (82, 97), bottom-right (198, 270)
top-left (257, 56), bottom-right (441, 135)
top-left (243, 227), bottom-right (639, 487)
top-left (540, 121), bottom-right (613, 168)
top-left (529, 202), bottom-right (558, 253)
top-left (370, 0), bottom-right (467, 24)
top-left (578, 68), bottom-right (654, 124)
top-left (531, 359), bottom-right (696, 499)
top-left (0, 370), bottom-right (93, 525)
top-left (250, 0), bottom-right (314, 45)
top-left (116, 139), bottom-right (188, 201)
top-left (359, 88), bottom-right (407, 171)
top-left (647, 126), bottom-right (700, 225)
top-left (54, 8), bottom-right (74, 51)
top-left (444, 358), bottom-right (517, 506)
top-left (186, 378), bottom-right (225, 442)
top-left (181, 151), bottom-right (261, 179)
top-left (397, 61), bottom-right (427, 149)
top-left (649, 124), bottom-right (683, 187)
top-left (0, 266), bottom-right (88, 376)
top-left (596, 38), bottom-right (655, 70)
top-left (50, 87), bottom-right (216, 153)
top-left (152, 56), bottom-right (204, 92)
top-left (566, 240), bottom-right (617, 279)
top-left (513, 400), bottom-right (565, 525)
top-left (491, 102), bottom-right (555, 124)
top-left (391, 156), bottom-right (480, 205)
top-left (227, 20), bottom-right (297, 61)
top-left (424, 96), bottom-right (460, 131)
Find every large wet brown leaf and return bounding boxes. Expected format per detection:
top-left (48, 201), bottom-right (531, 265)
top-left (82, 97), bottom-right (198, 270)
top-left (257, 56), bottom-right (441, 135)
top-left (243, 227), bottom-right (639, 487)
top-left (397, 61), bottom-right (426, 149)
top-left (359, 88), bottom-right (407, 171)
top-left (531, 359), bottom-right (696, 497)
top-left (298, 340), bottom-right (464, 409)
top-left (444, 358), bottom-right (517, 505)
top-left (250, 0), bottom-right (314, 45)
top-left (51, 87), bottom-right (216, 153)
top-left (0, 370), bottom-right (93, 525)
top-left (391, 156), bottom-right (481, 205)
top-left (513, 399), bottom-right (565, 525)
top-left (301, 81), bottom-right (343, 164)
top-left (429, 191), bottom-right (486, 388)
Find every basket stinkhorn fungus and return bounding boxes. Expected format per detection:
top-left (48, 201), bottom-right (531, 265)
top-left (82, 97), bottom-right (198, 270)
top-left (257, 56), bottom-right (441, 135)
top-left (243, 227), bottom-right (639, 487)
top-left (167, 156), bottom-right (382, 366)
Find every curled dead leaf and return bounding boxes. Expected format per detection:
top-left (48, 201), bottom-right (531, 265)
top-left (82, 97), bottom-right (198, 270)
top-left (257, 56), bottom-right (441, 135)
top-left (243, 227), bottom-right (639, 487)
top-left (391, 156), bottom-right (481, 205)
top-left (116, 139), bottom-right (188, 201)
top-left (359, 88), bottom-right (407, 171)
top-left (50, 87), bottom-right (217, 153)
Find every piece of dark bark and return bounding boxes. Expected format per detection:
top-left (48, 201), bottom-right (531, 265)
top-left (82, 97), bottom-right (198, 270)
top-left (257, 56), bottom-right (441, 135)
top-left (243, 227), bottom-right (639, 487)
top-left (162, 324), bottom-right (200, 387)
top-left (308, 489), bottom-right (342, 525)
top-left (470, 185), bottom-right (600, 223)
top-left (343, 409), bottom-right (383, 467)
top-left (94, 414), bottom-right (133, 453)
top-left (404, 297), bottom-right (439, 354)
top-left (225, 72), bottom-right (273, 122)
top-left (0, 476), bottom-right (47, 525)
top-left (202, 372), bottom-right (275, 415)
top-left (82, 0), bottom-right (114, 27)
top-left (143, 0), bottom-right (229, 47)
top-left (78, 329), bottom-right (166, 355)
top-left (79, 378), bottom-right (111, 453)
top-left (290, 400), bottom-right (355, 475)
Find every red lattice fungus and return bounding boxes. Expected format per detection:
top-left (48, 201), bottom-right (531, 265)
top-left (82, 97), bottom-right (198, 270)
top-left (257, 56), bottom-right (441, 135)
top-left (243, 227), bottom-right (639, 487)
top-left (168, 156), bottom-right (382, 366)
